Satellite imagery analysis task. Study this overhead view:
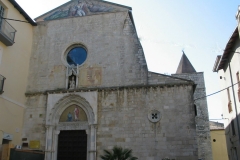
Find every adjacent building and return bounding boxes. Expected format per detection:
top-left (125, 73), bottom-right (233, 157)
top-left (209, 121), bottom-right (228, 160)
top-left (212, 6), bottom-right (240, 160)
top-left (0, 0), bottom-right (36, 156)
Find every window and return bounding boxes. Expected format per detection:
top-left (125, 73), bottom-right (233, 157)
top-left (66, 47), bottom-right (87, 66)
top-left (194, 104), bottom-right (197, 116)
top-left (227, 88), bottom-right (232, 112)
top-left (237, 72), bottom-right (240, 102)
top-left (0, 74), bottom-right (5, 94)
top-left (231, 120), bottom-right (236, 136)
top-left (0, 3), bottom-right (16, 46)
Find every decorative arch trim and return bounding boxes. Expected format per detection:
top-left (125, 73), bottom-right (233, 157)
top-left (50, 94), bottom-right (95, 125)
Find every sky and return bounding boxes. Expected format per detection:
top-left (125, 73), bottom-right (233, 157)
top-left (16, 0), bottom-right (240, 121)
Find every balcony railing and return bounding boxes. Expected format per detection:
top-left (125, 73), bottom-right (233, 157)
top-left (0, 18), bottom-right (16, 46)
top-left (0, 74), bottom-right (5, 94)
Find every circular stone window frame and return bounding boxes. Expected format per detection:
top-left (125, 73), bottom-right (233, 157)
top-left (148, 109), bottom-right (161, 123)
top-left (61, 43), bottom-right (88, 68)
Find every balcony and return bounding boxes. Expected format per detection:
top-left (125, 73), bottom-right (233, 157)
top-left (0, 18), bottom-right (16, 46)
top-left (0, 74), bottom-right (5, 94)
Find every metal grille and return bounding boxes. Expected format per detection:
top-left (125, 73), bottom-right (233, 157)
top-left (57, 130), bottom-right (87, 160)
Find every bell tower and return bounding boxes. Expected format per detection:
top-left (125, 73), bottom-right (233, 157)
top-left (172, 51), bottom-right (213, 160)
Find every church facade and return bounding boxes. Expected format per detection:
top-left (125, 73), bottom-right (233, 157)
top-left (21, 0), bottom-right (212, 160)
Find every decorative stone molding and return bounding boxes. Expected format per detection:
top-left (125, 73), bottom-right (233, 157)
top-left (48, 94), bottom-right (95, 125)
top-left (57, 122), bottom-right (89, 130)
top-left (45, 94), bottom-right (97, 160)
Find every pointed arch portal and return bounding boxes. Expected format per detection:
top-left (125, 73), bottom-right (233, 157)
top-left (45, 93), bottom-right (97, 160)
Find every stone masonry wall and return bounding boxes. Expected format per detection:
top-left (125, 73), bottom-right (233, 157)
top-left (172, 72), bottom-right (213, 160)
top-left (97, 85), bottom-right (198, 160)
top-left (148, 72), bottom-right (192, 85)
top-left (27, 11), bottom-right (148, 93)
top-left (22, 94), bottom-right (47, 150)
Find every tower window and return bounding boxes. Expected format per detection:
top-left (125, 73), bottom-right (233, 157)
top-left (194, 104), bottom-right (197, 116)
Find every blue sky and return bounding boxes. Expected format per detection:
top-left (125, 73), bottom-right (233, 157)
top-left (16, 0), bottom-right (240, 121)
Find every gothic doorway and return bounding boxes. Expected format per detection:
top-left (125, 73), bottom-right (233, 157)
top-left (57, 130), bottom-right (87, 160)
top-left (45, 94), bottom-right (97, 160)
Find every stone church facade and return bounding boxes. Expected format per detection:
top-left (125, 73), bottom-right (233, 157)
top-left (21, 0), bottom-right (212, 159)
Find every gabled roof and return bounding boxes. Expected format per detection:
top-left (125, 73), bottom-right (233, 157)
top-left (176, 51), bottom-right (196, 74)
top-left (213, 27), bottom-right (239, 72)
top-left (35, 0), bottom-right (131, 22)
top-left (8, 0), bottom-right (37, 26)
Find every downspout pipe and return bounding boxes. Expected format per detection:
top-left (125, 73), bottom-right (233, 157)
top-left (228, 62), bottom-right (240, 148)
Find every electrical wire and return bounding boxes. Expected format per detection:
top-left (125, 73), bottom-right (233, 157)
top-left (194, 81), bottom-right (239, 101)
top-left (1, 17), bottom-right (30, 23)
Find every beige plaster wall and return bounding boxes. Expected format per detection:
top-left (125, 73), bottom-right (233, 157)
top-left (0, 0), bottom-right (33, 145)
top-left (210, 130), bottom-right (229, 160)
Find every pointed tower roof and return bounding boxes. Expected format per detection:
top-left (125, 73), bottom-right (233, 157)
top-left (176, 51), bottom-right (196, 74)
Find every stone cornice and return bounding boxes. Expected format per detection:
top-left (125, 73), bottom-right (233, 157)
top-left (25, 83), bottom-right (194, 97)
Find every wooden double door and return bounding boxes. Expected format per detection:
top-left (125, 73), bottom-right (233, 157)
top-left (57, 130), bottom-right (87, 160)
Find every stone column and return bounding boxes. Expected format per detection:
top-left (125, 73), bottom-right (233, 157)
top-left (89, 124), bottom-right (97, 160)
top-left (45, 125), bottom-right (53, 160)
top-left (52, 130), bottom-right (60, 160)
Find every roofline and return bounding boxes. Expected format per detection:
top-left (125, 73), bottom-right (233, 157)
top-left (34, 0), bottom-right (132, 21)
top-left (149, 71), bottom-right (194, 83)
top-left (102, 0), bottom-right (131, 10)
top-left (128, 10), bottom-right (136, 30)
top-left (212, 55), bottom-right (221, 72)
top-left (34, 0), bottom-right (72, 20)
top-left (215, 27), bottom-right (239, 71)
top-left (236, 5), bottom-right (240, 19)
top-left (8, 0), bottom-right (37, 26)
top-left (25, 82), bottom-right (194, 96)
top-left (210, 129), bottom-right (225, 131)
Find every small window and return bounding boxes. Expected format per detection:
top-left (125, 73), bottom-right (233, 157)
top-left (0, 74), bottom-right (5, 94)
top-left (194, 104), bottom-right (197, 116)
top-left (66, 47), bottom-right (87, 66)
top-left (231, 120), bottom-right (236, 136)
top-left (227, 88), bottom-right (232, 113)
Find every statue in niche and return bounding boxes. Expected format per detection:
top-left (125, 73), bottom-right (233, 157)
top-left (66, 65), bottom-right (79, 89)
top-left (69, 75), bottom-right (76, 89)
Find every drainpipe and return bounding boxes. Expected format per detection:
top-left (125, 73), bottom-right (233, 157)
top-left (228, 62), bottom-right (240, 148)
